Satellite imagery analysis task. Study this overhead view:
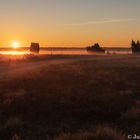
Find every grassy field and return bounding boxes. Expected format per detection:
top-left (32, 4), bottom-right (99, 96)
top-left (0, 55), bottom-right (140, 140)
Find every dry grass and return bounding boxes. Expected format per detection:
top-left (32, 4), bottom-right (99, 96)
top-left (123, 107), bottom-right (140, 120)
top-left (54, 126), bottom-right (126, 140)
top-left (0, 55), bottom-right (140, 139)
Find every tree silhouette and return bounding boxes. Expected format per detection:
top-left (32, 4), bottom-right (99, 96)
top-left (87, 43), bottom-right (105, 53)
top-left (131, 40), bottom-right (136, 47)
top-left (137, 40), bottom-right (140, 47)
top-left (131, 40), bottom-right (140, 53)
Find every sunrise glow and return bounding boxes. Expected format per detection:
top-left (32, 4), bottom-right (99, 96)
top-left (0, 0), bottom-right (139, 48)
top-left (12, 41), bottom-right (20, 49)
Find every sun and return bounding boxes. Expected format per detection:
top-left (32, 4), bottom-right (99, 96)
top-left (12, 41), bottom-right (20, 49)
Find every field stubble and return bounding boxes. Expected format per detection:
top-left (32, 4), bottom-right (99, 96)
top-left (0, 55), bottom-right (140, 139)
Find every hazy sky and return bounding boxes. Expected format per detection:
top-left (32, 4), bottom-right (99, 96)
top-left (0, 0), bottom-right (140, 47)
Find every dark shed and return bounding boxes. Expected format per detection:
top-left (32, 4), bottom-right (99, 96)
top-left (30, 42), bottom-right (40, 54)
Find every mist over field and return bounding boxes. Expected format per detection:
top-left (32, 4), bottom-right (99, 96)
top-left (0, 54), bottom-right (140, 139)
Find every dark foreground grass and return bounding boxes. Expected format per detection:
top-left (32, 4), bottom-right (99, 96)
top-left (53, 126), bottom-right (126, 140)
top-left (0, 55), bottom-right (140, 139)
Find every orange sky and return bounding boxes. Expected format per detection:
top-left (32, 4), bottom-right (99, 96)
top-left (0, 0), bottom-right (140, 48)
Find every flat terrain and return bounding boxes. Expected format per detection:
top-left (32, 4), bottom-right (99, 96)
top-left (0, 54), bottom-right (140, 140)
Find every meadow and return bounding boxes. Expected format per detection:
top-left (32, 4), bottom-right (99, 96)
top-left (0, 54), bottom-right (140, 140)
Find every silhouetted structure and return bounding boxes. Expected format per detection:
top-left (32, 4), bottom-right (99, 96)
top-left (87, 43), bottom-right (105, 53)
top-left (131, 40), bottom-right (140, 53)
top-left (30, 42), bottom-right (40, 54)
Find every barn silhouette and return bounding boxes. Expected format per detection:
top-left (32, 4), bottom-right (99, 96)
top-left (30, 42), bottom-right (40, 54)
